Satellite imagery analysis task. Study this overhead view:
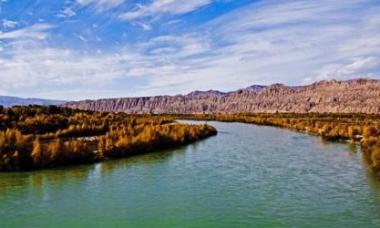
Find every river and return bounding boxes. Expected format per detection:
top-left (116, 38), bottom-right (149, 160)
top-left (1, 121), bottom-right (380, 227)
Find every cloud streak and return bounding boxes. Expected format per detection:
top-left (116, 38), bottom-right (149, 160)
top-left (119, 0), bottom-right (212, 20)
top-left (77, 0), bottom-right (124, 12)
top-left (0, 24), bottom-right (52, 40)
top-left (2, 19), bottom-right (18, 29)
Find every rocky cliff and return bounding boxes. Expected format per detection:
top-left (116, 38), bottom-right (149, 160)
top-left (63, 79), bottom-right (380, 114)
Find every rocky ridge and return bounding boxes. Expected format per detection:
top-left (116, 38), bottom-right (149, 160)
top-left (63, 79), bottom-right (380, 114)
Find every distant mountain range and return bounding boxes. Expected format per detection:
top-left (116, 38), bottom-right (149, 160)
top-left (0, 96), bottom-right (65, 107)
top-left (63, 78), bottom-right (380, 114)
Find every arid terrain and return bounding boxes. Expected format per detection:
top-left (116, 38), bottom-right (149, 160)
top-left (63, 79), bottom-right (380, 114)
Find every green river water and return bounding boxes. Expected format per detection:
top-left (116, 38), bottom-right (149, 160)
top-left (1, 121), bottom-right (380, 227)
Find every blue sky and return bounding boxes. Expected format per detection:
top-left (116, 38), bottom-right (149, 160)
top-left (0, 0), bottom-right (379, 100)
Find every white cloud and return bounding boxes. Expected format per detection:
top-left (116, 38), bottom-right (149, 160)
top-left (120, 0), bottom-right (212, 21)
top-left (312, 57), bottom-right (380, 81)
top-left (133, 22), bottom-right (152, 31)
top-left (2, 19), bottom-right (17, 29)
top-left (345, 57), bottom-right (380, 73)
top-left (0, 24), bottom-right (125, 98)
top-left (0, 45), bottom-right (128, 96)
top-left (138, 34), bottom-right (210, 57)
top-left (77, 0), bottom-right (124, 11)
top-left (57, 7), bottom-right (76, 18)
top-left (0, 24), bottom-right (52, 40)
top-left (77, 35), bottom-right (88, 42)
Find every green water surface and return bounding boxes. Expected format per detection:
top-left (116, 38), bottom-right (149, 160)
top-left (1, 121), bottom-right (380, 227)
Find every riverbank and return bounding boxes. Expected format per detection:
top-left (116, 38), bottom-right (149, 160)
top-left (171, 113), bottom-right (380, 178)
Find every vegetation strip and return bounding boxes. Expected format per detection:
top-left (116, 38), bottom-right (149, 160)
top-left (3, 105), bottom-right (380, 179)
top-left (0, 106), bottom-right (217, 171)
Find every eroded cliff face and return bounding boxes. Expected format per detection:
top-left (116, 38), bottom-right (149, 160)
top-left (63, 79), bottom-right (380, 114)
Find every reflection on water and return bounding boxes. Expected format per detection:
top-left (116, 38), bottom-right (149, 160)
top-left (98, 147), bottom-right (187, 177)
top-left (0, 146), bottom-right (189, 197)
top-left (0, 121), bottom-right (380, 228)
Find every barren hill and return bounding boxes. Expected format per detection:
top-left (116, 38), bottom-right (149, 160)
top-left (63, 79), bottom-right (380, 114)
